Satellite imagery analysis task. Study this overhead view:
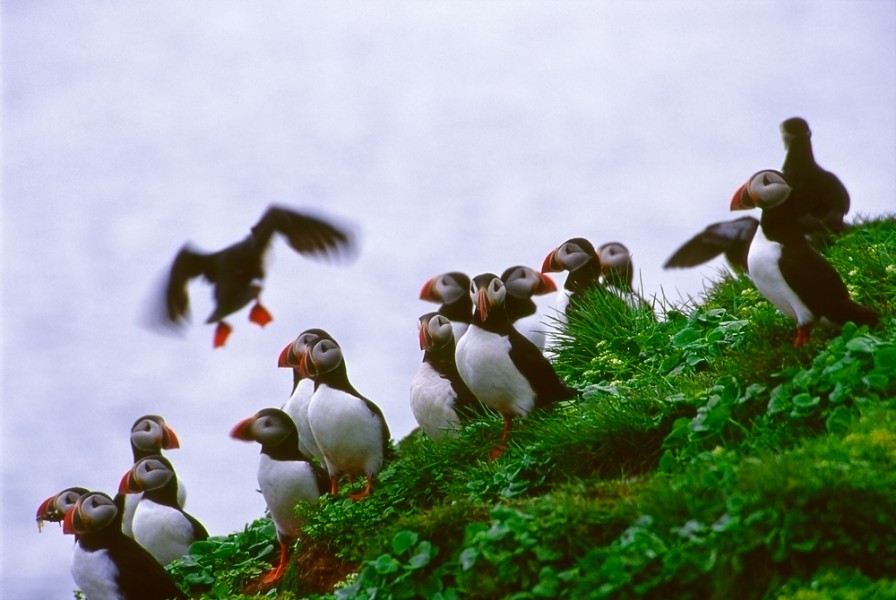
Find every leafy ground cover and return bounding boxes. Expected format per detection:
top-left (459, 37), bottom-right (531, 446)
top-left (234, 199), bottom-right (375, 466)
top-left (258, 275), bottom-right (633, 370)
top-left (166, 216), bottom-right (896, 600)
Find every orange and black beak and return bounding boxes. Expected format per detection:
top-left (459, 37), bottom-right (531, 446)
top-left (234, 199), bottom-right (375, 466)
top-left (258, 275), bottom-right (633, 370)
top-left (278, 342), bottom-right (297, 368)
top-left (419, 276), bottom-right (439, 301)
top-left (541, 249), bottom-right (563, 273)
top-left (118, 468), bottom-right (141, 495)
top-left (534, 272), bottom-right (557, 295)
top-left (230, 415), bottom-right (256, 442)
top-left (161, 423), bottom-right (180, 450)
top-left (730, 180), bottom-right (754, 211)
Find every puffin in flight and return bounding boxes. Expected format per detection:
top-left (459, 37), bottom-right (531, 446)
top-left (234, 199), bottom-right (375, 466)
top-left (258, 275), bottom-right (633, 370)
top-left (278, 328), bottom-right (333, 464)
top-left (63, 491), bottom-right (188, 600)
top-left (419, 271), bottom-right (473, 341)
top-left (665, 117), bottom-right (849, 272)
top-left (455, 273), bottom-right (576, 459)
top-left (231, 408), bottom-right (328, 585)
top-left (411, 312), bottom-right (487, 440)
top-left (730, 169), bottom-right (878, 347)
top-left (295, 332), bottom-right (391, 500)
top-left (119, 455), bottom-right (208, 565)
top-left (161, 205), bottom-right (357, 348)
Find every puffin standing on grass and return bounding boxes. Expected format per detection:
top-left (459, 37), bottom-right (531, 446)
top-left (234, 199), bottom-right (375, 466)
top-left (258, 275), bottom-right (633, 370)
top-left (541, 237), bottom-right (604, 321)
top-left (64, 491), bottom-right (188, 600)
top-left (231, 408), bottom-right (328, 585)
top-left (123, 415), bottom-right (185, 538)
top-left (410, 312), bottom-right (487, 440)
top-left (730, 169), bottom-right (878, 347)
top-left (296, 333), bottom-right (391, 500)
top-left (455, 273), bottom-right (576, 460)
top-left (278, 329), bottom-right (334, 464)
top-left (596, 242), bottom-right (654, 314)
top-left (500, 265), bottom-right (557, 351)
top-left (160, 205), bottom-right (357, 348)
top-left (419, 271), bottom-right (473, 341)
top-left (119, 455), bottom-right (208, 565)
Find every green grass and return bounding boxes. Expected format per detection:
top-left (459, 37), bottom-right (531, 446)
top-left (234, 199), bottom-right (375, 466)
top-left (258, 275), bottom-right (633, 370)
top-left (168, 215), bottom-right (896, 600)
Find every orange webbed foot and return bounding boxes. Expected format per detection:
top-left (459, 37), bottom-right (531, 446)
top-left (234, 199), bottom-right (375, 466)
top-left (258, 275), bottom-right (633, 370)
top-left (249, 302), bottom-right (273, 327)
top-left (793, 326), bottom-right (811, 348)
top-left (213, 322), bottom-right (233, 348)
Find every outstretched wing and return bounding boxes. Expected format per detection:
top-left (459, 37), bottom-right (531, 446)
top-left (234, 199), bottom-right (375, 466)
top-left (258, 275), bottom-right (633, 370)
top-left (664, 216), bottom-right (758, 271)
top-left (252, 205), bottom-right (358, 261)
top-left (165, 244), bottom-right (216, 323)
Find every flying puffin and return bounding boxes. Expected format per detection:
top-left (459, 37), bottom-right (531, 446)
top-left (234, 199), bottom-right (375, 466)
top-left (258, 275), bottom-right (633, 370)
top-left (596, 242), bottom-right (654, 314)
top-left (410, 312), bottom-right (488, 440)
top-left (63, 491), bottom-right (188, 600)
top-left (665, 117), bottom-right (849, 273)
top-left (500, 265), bottom-right (557, 351)
top-left (419, 271), bottom-right (473, 341)
top-left (455, 273), bottom-right (576, 459)
top-left (278, 329), bottom-right (334, 464)
top-left (123, 415), bottom-right (185, 538)
top-left (160, 205), bottom-right (357, 348)
top-left (780, 116), bottom-right (850, 235)
top-left (295, 333), bottom-right (391, 500)
top-left (231, 408), bottom-right (328, 585)
top-left (730, 169), bottom-right (878, 347)
top-left (118, 455), bottom-right (208, 565)
top-left (36, 486), bottom-right (90, 532)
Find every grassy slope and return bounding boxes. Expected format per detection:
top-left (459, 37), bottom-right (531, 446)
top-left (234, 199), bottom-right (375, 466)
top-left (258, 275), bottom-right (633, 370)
top-left (167, 216), bottom-right (896, 600)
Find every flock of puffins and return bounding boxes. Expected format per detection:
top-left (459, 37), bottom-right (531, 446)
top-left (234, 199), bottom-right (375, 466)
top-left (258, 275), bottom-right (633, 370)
top-left (36, 116), bottom-right (880, 599)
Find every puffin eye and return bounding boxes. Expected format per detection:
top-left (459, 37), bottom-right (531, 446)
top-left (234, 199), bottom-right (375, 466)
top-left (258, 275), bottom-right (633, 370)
top-left (762, 174), bottom-right (770, 185)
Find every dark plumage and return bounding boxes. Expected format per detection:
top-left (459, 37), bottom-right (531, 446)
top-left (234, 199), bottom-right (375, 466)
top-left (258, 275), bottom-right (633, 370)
top-left (663, 216), bottom-right (759, 272)
top-left (162, 205), bottom-right (357, 347)
top-left (731, 169), bottom-right (878, 347)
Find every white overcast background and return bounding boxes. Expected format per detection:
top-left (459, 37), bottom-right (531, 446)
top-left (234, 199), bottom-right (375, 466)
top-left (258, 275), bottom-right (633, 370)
top-left (3, 2), bottom-right (895, 597)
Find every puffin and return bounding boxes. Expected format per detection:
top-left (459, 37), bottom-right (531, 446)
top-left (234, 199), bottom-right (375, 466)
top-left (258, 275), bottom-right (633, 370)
top-left (455, 273), bottom-right (576, 459)
top-left (596, 242), bottom-right (654, 314)
top-left (541, 237), bottom-right (604, 321)
top-left (118, 455), bottom-right (208, 565)
top-left (419, 271), bottom-right (473, 341)
top-left (500, 265), bottom-right (557, 351)
top-left (37, 486), bottom-right (90, 532)
top-left (730, 169), bottom-right (878, 347)
top-left (231, 408), bottom-right (328, 585)
top-left (296, 332), bottom-right (391, 500)
top-left (665, 117), bottom-right (849, 273)
top-left (160, 205), bottom-right (357, 348)
top-left (63, 491), bottom-right (188, 600)
top-left (780, 116), bottom-right (850, 235)
top-left (123, 415), bottom-right (185, 538)
top-left (410, 312), bottom-right (488, 440)
top-left (278, 329), bottom-right (333, 464)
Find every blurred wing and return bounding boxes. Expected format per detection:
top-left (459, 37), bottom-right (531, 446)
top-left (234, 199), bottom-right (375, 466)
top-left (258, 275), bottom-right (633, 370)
top-left (165, 245), bottom-right (215, 323)
top-left (664, 216), bottom-right (758, 271)
top-left (252, 205), bottom-right (358, 261)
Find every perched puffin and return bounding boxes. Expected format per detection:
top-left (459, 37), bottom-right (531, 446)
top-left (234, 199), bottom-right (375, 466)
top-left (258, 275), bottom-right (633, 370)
top-left (596, 242), bottom-right (654, 313)
top-left (455, 273), bottom-right (576, 459)
top-left (663, 216), bottom-right (759, 272)
top-left (231, 408), bottom-right (328, 584)
top-left (541, 237), bottom-right (604, 321)
top-left (296, 333), bottom-right (391, 500)
top-left (419, 271), bottom-right (473, 341)
top-left (160, 205), bottom-right (357, 348)
top-left (63, 491), bottom-right (187, 600)
top-left (278, 329), bottom-right (334, 464)
top-left (123, 415), bottom-right (185, 538)
top-left (37, 486), bottom-right (90, 532)
top-left (119, 455), bottom-right (208, 565)
top-left (780, 117), bottom-right (850, 234)
top-left (500, 265), bottom-right (557, 351)
top-left (410, 312), bottom-right (488, 440)
top-left (730, 169), bottom-right (878, 347)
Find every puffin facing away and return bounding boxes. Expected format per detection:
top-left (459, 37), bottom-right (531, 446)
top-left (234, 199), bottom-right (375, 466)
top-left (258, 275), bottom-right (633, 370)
top-left (124, 415), bottom-right (185, 538)
top-left (64, 491), bottom-right (188, 600)
top-left (278, 329), bottom-right (334, 464)
top-left (411, 312), bottom-right (487, 440)
top-left (119, 455), bottom-right (208, 565)
top-left (419, 271), bottom-right (473, 341)
top-left (455, 273), bottom-right (576, 459)
top-left (731, 169), bottom-right (878, 347)
top-left (161, 205), bottom-right (357, 348)
top-left (296, 333), bottom-right (391, 500)
top-left (37, 486), bottom-right (90, 532)
top-left (231, 408), bottom-right (328, 585)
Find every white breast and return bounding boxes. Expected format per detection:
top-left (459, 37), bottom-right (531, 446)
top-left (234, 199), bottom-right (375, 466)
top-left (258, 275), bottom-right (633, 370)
top-left (410, 363), bottom-right (461, 440)
top-left (257, 455), bottom-right (321, 539)
top-left (307, 386), bottom-right (385, 479)
top-left (748, 228), bottom-right (815, 326)
top-left (282, 378), bottom-right (324, 462)
top-left (122, 482), bottom-right (186, 538)
top-left (131, 500), bottom-right (195, 565)
top-left (71, 545), bottom-right (122, 600)
top-left (455, 326), bottom-right (536, 418)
